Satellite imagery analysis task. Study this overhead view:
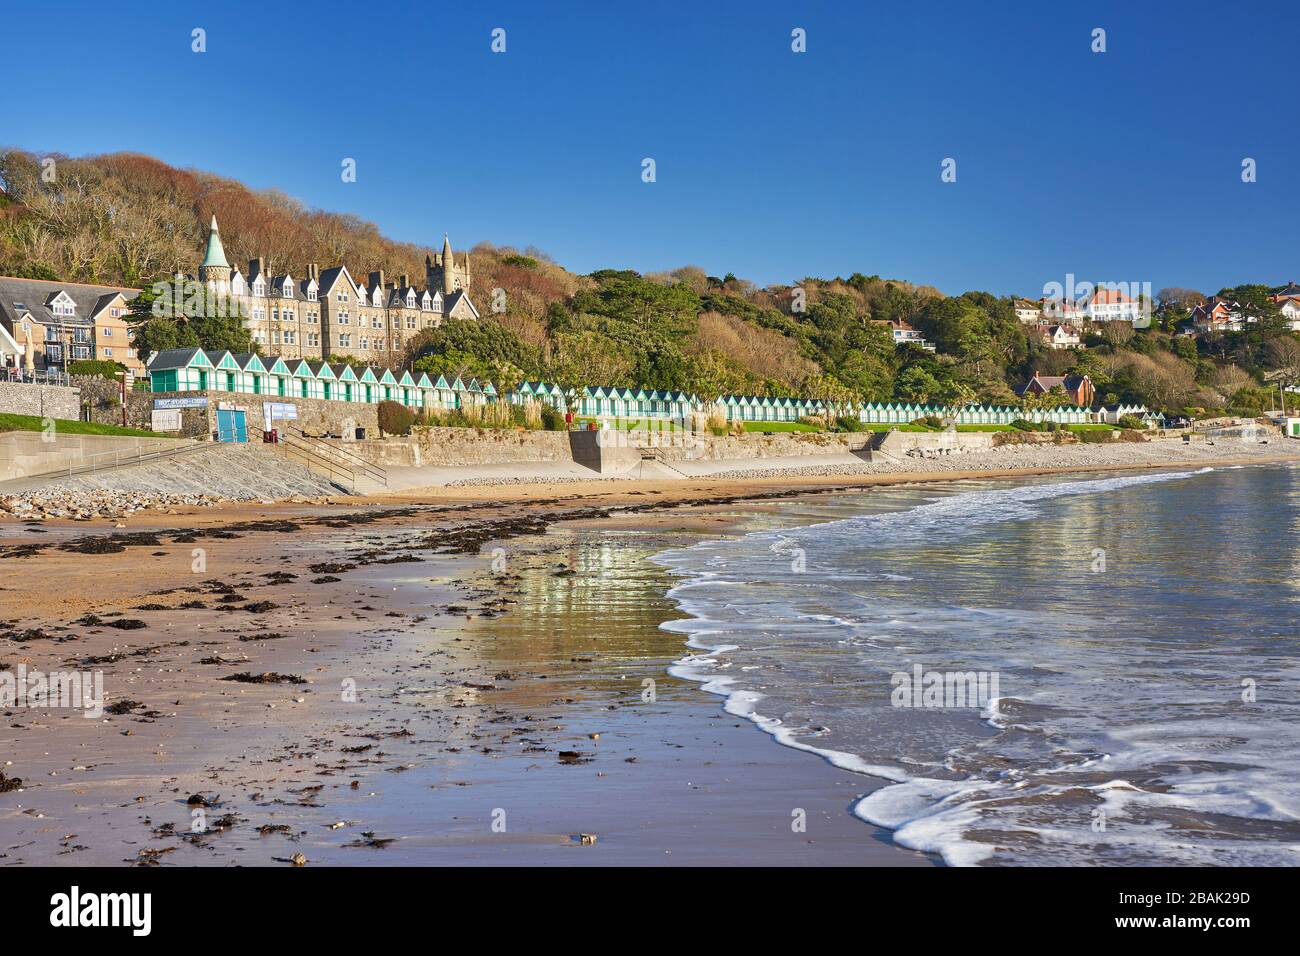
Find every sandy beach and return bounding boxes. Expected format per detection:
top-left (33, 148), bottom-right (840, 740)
top-left (2, 439), bottom-right (1298, 866)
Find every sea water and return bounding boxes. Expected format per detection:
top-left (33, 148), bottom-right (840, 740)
top-left (653, 464), bottom-right (1300, 865)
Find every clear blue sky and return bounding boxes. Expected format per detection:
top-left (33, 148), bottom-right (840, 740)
top-left (2, 0), bottom-right (1296, 297)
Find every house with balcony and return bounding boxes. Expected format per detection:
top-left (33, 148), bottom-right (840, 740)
top-left (1044, 287), bottom-right (1142, 324)
top-left (1190, 296), bottom-right (1249, 333)
top-left (880, 319), bottom-right (936, 352)
top-left (0, 275), bottom-right (142, 376)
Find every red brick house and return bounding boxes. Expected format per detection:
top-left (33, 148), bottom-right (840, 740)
top-left (1014, 371), bottom-right (1096, 407)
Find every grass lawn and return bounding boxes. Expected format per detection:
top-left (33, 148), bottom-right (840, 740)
top-left (572, 416), bottom-right (693, 432)
top-left (0, 412), bottom-right (177, 439)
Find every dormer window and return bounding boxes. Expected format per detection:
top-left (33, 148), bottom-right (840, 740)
top-left (232, 275), bottom-right (245, 295)
top-left (307, 285), bottom-right (317, 301)
top-left (49, 291), bottom-right (76, 317)
top-left (253, 281), bottom-right (265, 296)
top-left (406, 293), bottom-right (416, 308)
top-left (421, 294), bottom-right (431, 309)
top-left (281, 279), bottom-right (294, 298)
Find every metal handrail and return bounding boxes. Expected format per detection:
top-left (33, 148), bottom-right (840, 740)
top-left (278, 424), bottom-right (387, 486)
top-left (265, 435), bottom-right (357, 493)
top-left (0, 439), bottom-right (209, 489)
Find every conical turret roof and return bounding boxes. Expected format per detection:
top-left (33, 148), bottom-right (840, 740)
top-left (202, 215), bottom-right (229, 269)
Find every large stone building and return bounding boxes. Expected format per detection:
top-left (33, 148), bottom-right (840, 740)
top-left (195, 217), bottom-right (479, 364)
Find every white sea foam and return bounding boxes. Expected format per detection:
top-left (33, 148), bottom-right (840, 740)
top-left (653, 466), bottom-right (1300, 866)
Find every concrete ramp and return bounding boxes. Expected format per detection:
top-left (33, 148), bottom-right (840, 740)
top-left (0, 431), bottom-right (199, 486)
top-left (3, 443), bottom-right (346, 498)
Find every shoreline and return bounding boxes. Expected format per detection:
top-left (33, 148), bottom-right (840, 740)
top-left (0, 480), bottom-right (934, 865)
top-left (4, 443), bottom-right (1297, 535)
top-left (1, 448), bottom-right (1296, 865)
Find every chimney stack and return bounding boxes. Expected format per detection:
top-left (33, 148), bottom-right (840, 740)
top-left (369, 270), bottom-right (385, 290)
top-left (399, 274), bottom-right (410, 289)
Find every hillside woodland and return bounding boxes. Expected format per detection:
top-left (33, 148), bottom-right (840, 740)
top-left (3, 148), bottom-right (1298, 415)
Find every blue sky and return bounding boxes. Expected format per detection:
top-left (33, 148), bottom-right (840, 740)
top-left (2, 0), bottom-right (1296, 296)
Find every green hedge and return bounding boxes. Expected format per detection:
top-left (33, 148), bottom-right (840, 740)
top-left (68, 359), bottom-right (126, 379)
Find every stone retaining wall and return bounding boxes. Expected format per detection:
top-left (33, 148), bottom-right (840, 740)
top-left (144, 389), bottom-right (380, 441)
top-left (342, 427), bottom-right (876, 468)
top-left (0, 381), bottom-right (81, 421)
top-left (350, 427), bottom-right (575, 467)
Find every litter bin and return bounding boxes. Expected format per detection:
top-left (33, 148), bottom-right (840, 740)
top-left (355, 426), bottom-right (366, 440)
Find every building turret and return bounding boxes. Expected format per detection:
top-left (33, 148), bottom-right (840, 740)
top-left (199, 215), bottom-right (231, 287)
top-left (441, 234), bottom-right (454, 295)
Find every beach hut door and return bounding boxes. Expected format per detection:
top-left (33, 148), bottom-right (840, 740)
top-left (216, 408), bottom-right (248, 443)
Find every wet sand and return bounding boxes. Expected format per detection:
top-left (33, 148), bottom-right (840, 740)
top-left (0, 493), bottom-right (930, 866)
top-left (4, 449), bottom-right (1297, 866)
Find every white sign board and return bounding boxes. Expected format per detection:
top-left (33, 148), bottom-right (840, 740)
top-left (151, 409), bottom-right (182, 432)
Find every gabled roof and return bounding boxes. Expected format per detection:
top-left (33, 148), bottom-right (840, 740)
top-left (317, 265), bottom-right (356, 295)
top-left (288, 358), bottom-right (314, 377)
top-left (398, 370), bottom-right (415, 386)
top-left (333, 363), bottom-right (359, 381)
top-left (146, 347), bottom-right (207, 370)
top-left (0, 276), bottom-right (138, 331)
top-left (379, 368), bottom-right (398, 385)
top-left (231, 352), bottom-right (268, 373)
top-left (262, 356), bottom-right (292, 375)
top-left (443, 289), bottom-right (480, 320)
top-left (205, 350), bottom-right (240, 370)
top-left (88, 291), bottom-right (128, 321)
top-left (306, 360), bottom-right (336, 379)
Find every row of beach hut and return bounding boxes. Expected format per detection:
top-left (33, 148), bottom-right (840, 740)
top-left (146, 348), bottom-right (496, 410)
top-left (147, 359), bottom-right (1145, 426)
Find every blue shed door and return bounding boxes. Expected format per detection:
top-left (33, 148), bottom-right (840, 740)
top-left (216, 408), bottom-right (247, 443)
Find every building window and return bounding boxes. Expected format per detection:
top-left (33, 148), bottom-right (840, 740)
top-left (339, 311), bottom-right (349, 324)
top-left (339, 334), bottom-right (351, 347)
top-left (102, 327), bottom-right (113, 336)
top-left (308, 332), bottom-right (319, 347)
top-left (337, 292), bottom-right (348, 302)
top-left (307, 288), bottom-right (317, 301)
top-left (103, 347), bottom-right (113, 357)
top-left (372, 316), bottom-right (382, 329)
top-left (360, 337), bottom-right (369, 350)
top-left (406, 316), bottom-right (416, 329)
top-left (253, 282), bottom-right (265, 296)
